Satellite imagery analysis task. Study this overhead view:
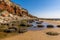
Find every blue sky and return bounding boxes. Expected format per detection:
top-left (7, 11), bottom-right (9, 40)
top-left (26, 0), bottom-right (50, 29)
top-left (11, 0), bottom-right (60, 18)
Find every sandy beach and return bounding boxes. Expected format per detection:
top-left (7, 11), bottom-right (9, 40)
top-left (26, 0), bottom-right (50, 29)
top-left (39, 20), bottom-right (60, 25)
top-left (1, 28), bottom-right (60, 40)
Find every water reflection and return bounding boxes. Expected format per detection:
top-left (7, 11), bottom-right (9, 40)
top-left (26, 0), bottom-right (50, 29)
top-left (27, 21), bottom-right (58, 30)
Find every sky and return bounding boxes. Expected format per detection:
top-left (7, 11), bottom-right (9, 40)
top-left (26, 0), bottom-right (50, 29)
top-left (11, 0), bottom-right (60, 18)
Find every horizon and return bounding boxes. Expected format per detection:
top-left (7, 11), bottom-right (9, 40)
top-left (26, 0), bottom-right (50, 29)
top-left (11, 0), bottom-right (60, 18)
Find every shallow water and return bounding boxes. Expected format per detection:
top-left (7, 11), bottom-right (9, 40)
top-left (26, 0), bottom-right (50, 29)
top-left (27, 21), bottom-right (58, 30)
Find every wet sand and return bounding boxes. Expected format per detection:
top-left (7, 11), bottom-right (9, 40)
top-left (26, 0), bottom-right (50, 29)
top-left (1, 28), bottom-right (60, 40)
top-left (39, 20), bottom-right (60, 25)
top-left (45, 21), bottom-right (60, 25)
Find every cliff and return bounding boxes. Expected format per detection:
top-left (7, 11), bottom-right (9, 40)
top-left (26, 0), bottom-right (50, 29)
top-left (0, 0), bottom-right (37, 23)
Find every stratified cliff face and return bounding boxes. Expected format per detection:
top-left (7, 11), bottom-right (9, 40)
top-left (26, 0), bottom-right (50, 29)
top-left (0, 0), bottom-right (37, 23)
top-left (0, 0), bottom-right (29, 17)
top-left (0, 0), bottom-right (37, 18)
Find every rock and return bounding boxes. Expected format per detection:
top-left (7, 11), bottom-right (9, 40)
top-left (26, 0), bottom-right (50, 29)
top-left (8, 27), bottom-right (17, 31)
top-left (47, 25), bottom-right (54, 28)
top-left (46, 32), bottom-right (59, 36)
top-left (37, 25), bottom-right (44, 28)
top-left (27, 24), bottom-right (33, 27)
top-left (57, 25), bottom-right (60, 28)
top-left (4, 29), bottom-right (11, 33)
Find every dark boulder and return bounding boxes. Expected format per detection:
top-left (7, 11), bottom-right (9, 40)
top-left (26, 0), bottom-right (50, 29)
top-left (46, 32), bottom-right (59, 36)
top-left (57, 25), bottom-right (60, 28)
top-left (37, 25), bottom-right (44, 28)
top-left (47, 25), bottom-right (54, 28)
